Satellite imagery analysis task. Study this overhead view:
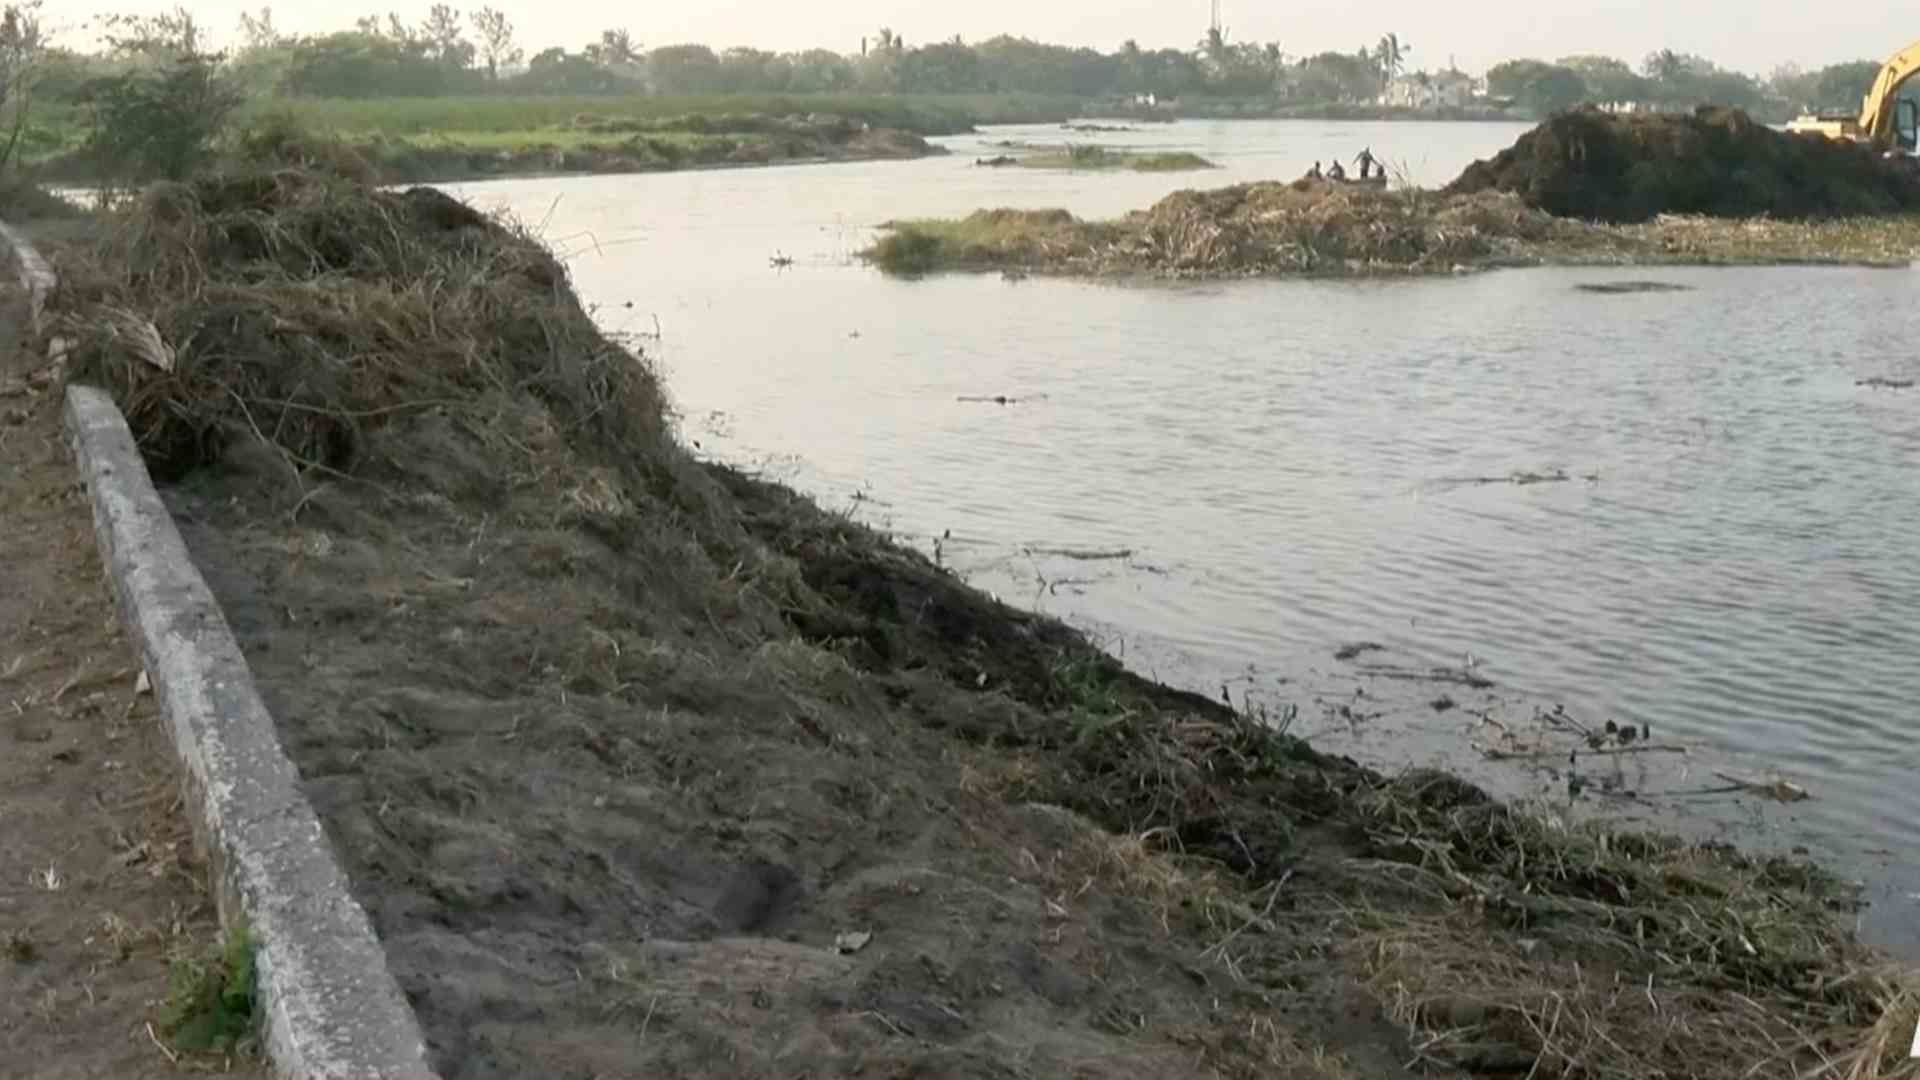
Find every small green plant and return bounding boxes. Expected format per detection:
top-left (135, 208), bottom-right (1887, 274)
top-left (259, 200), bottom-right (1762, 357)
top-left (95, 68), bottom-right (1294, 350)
top-left (161, 926), bottom-right (257, 1054)
top-left (866, 227), bottom-right (942, 275)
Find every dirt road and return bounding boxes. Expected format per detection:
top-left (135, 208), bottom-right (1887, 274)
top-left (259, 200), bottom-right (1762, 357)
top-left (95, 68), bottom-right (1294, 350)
top-left (0, 273), bottom-right (259, 1077)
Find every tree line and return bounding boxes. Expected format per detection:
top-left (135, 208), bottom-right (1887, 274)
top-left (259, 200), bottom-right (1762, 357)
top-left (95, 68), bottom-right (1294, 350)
top-left (1488, 52), bottom-right (1885, 116)
top-left (26, 5), bottom-right (1888, 117)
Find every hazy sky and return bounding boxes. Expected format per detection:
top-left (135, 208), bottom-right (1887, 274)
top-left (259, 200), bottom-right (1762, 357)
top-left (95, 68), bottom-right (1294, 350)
top-left (52, 0), bottom-right (1916, 74)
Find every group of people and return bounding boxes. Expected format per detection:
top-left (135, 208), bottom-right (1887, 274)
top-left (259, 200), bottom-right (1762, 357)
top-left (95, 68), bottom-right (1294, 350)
top-left (1304, 147), bottom-right (1381, 183)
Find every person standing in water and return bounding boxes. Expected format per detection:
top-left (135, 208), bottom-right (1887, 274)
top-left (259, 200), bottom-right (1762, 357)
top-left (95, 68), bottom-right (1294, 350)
top-left (1355, 147), bottom-right (1377, 179)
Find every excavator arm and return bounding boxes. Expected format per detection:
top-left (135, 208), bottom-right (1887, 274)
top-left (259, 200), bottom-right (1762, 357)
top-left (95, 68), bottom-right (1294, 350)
top-left (1858, 39), bottom-right (1920, 140)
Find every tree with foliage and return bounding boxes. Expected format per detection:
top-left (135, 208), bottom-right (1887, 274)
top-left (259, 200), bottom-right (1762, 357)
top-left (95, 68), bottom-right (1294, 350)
top-left (896, 40), bottom-right (984, 93)
top-left (1808, 59), bottom-right (1882, 112)
top-left (856, 29), bottom-right (902, 92)
top-left (1640, 51), bottom-right (1761, 109)
top-left (518, 45), bottom-right (630, 94)
top-left (785, 48), bottom-right (854, 92)
top-left (281, 30), bottom-right (464, 96)
top-left (1486, 59), bottom-right (1590, 114)
top-left (646, 44), bottom-right (723, 94)
top-left (0, 2), bottom-right (43, 173)
top-left (98, 6), bottom-right (205, 59)
top-left (418, 4), bottom-right (472, 68)
top-left (79, 33), bottom-right (240, 185)
top-left (1557, 54), bottom-right (1645, 103)
top-left (469, 6), bottom-right (518, 80)
top-left (1293, 51), bottom-right (1377, 103)
top-left (237, 6), bottom-right (278, 51)
top-left (1643, 49), bottom-right (1685, 85)
top-left (584, 28), bottom-right (638, 69)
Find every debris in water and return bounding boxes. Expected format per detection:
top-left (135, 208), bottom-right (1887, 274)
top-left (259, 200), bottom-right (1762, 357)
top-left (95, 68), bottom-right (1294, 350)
top-left (1333, 641), bottom-right (1386, 662)
top-left (1431, 695), bottom-right (1457, 713)
top-left (1575, 281), bottom-right (1693, 294)
top-left (1712, 772), bottom-right (1812, 803)
top-left (769, 252), bottom-right (794, 268)
top-left (1857, 377), bottom-right (1915, 389)
top-left (1023, 546), bottom-right (1133, 561)
top-left (834, 930), bottom-right (873, 954)
top-left (1441, 469), bottom-right (1574, 488)
top-left (956, 394), bottom-right (1047, 405)
top-left (1356, 664), bottom-right (1495, 690)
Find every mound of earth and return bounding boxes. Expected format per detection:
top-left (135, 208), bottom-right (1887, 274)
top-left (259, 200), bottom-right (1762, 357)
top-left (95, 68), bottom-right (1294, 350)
top-left (1447, 105), bottom-right (1920, 223)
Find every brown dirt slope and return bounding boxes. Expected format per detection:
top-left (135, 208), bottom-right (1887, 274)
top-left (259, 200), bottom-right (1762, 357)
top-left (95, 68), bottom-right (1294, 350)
top-left (1447, 105), bottom-right (1920, 223)
top-left (0, 252), bottom-right (260, 1077)
top-left (45, 171), bottom-right (1920, 1080)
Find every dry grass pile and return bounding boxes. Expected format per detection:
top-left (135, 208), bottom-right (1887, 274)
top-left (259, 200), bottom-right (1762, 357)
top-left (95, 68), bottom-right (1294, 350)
top-left (1116, 183), bottom-right (1606, 273)
top-left (47, 169), bottom-right (679, 493)
top-left (868, 183), bottom-right (1636, 277)
top-left (1449, 105), bottom-right (1920, 223)
top-left (1329, 773), bottom-right (1920, 1079)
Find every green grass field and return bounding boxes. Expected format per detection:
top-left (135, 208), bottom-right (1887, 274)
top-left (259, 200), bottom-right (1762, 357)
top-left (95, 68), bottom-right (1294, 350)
top-left (246, 92), bottom-right (1082, 138)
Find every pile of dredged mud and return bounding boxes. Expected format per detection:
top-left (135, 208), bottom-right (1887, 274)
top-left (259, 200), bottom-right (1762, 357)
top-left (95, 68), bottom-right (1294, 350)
top-left (1448, 105), bottom-right (1920, 223)
top-left (45, 169), bottom-right (1920, 1080)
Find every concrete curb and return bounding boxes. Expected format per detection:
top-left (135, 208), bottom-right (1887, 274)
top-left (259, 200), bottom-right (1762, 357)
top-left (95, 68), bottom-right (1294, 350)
top-left (0, 220), bottom-right (54, 333)
top-left (5, 224), bottom-right (440, 1079)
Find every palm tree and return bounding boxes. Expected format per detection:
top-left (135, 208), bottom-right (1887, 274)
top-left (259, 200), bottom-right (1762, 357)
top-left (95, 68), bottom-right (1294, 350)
top-left (1376, 33), bottom-right (1409, 90)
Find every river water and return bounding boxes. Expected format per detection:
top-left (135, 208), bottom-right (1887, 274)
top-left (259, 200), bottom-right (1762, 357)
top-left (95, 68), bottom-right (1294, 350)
top-left (446, 119), bottom-right (1920, 955)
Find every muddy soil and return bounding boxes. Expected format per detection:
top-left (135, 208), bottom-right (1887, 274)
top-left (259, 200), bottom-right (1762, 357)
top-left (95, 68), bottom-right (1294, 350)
top-left (1447, 105), bottom-right (1920, 223)
top-left (163, 452), bottom-right (1422, 1080)
top-left (0, 258), bottom-right (260, 1077)
top-left (50, 173), bottom-right (1919, 1080)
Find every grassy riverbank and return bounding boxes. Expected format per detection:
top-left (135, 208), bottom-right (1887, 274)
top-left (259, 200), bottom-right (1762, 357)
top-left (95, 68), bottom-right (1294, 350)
top-left (866, 182), bottom-right (1920, 277)
top-left (34, 169), bottom-right (1920, 1078)
top-left (311, 118), bottom-right (940, 183)
top-left (27, 92), bottom-right (1095, 186)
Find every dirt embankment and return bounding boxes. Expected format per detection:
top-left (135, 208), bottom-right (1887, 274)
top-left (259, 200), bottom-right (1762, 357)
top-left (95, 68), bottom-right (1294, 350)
top-left (1447, 105), bottom-right (1920, 223)
top-left (45, 171), bottom-right (1920, 1080)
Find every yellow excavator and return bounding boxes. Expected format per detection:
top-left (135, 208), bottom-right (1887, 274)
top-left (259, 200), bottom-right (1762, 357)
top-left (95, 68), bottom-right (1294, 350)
top-left (1785, 38), bottom-right (1920, 157)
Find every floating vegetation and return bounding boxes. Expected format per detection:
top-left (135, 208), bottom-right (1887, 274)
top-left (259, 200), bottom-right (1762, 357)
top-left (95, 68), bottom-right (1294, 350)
top-left (1016, 145), bottom-right (1216, 172)
top-left (1575, 280), bottom-right (1694, 293)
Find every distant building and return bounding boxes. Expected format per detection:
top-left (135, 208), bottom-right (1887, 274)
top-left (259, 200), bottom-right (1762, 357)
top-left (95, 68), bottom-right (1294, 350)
top-left (1380, 69), bottom-right (1478, 110)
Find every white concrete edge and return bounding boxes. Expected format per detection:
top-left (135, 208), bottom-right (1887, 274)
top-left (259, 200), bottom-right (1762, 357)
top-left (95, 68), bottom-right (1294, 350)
top-left (3, 221), bottom-right (440, 1079)
top-left (0, 219), bottom-right (54, 335)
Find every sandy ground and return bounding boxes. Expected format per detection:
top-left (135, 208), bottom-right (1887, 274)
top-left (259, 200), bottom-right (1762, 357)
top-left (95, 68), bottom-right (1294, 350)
top-left (0, 273), bottom-right (261, 1077)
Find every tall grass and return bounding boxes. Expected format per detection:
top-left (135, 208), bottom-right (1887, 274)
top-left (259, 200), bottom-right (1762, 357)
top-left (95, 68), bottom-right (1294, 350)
top-left (245, 92), bottom-right (1081, 138)
top-left (1017, 145), bottom-right (1216, 171)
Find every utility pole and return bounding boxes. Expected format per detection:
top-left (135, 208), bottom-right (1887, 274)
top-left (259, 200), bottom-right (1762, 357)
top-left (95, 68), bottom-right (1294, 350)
top-left (1210, 0), bottom-right (1221, 38)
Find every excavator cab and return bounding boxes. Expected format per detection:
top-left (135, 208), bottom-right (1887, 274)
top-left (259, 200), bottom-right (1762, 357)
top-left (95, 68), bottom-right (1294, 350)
top-left (1896, 98), bottom-right (1919, 154)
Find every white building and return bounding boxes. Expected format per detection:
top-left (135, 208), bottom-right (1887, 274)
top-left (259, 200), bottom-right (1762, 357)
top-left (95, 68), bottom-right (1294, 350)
top-left (1381, 70), bottom-right (1479, 110)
